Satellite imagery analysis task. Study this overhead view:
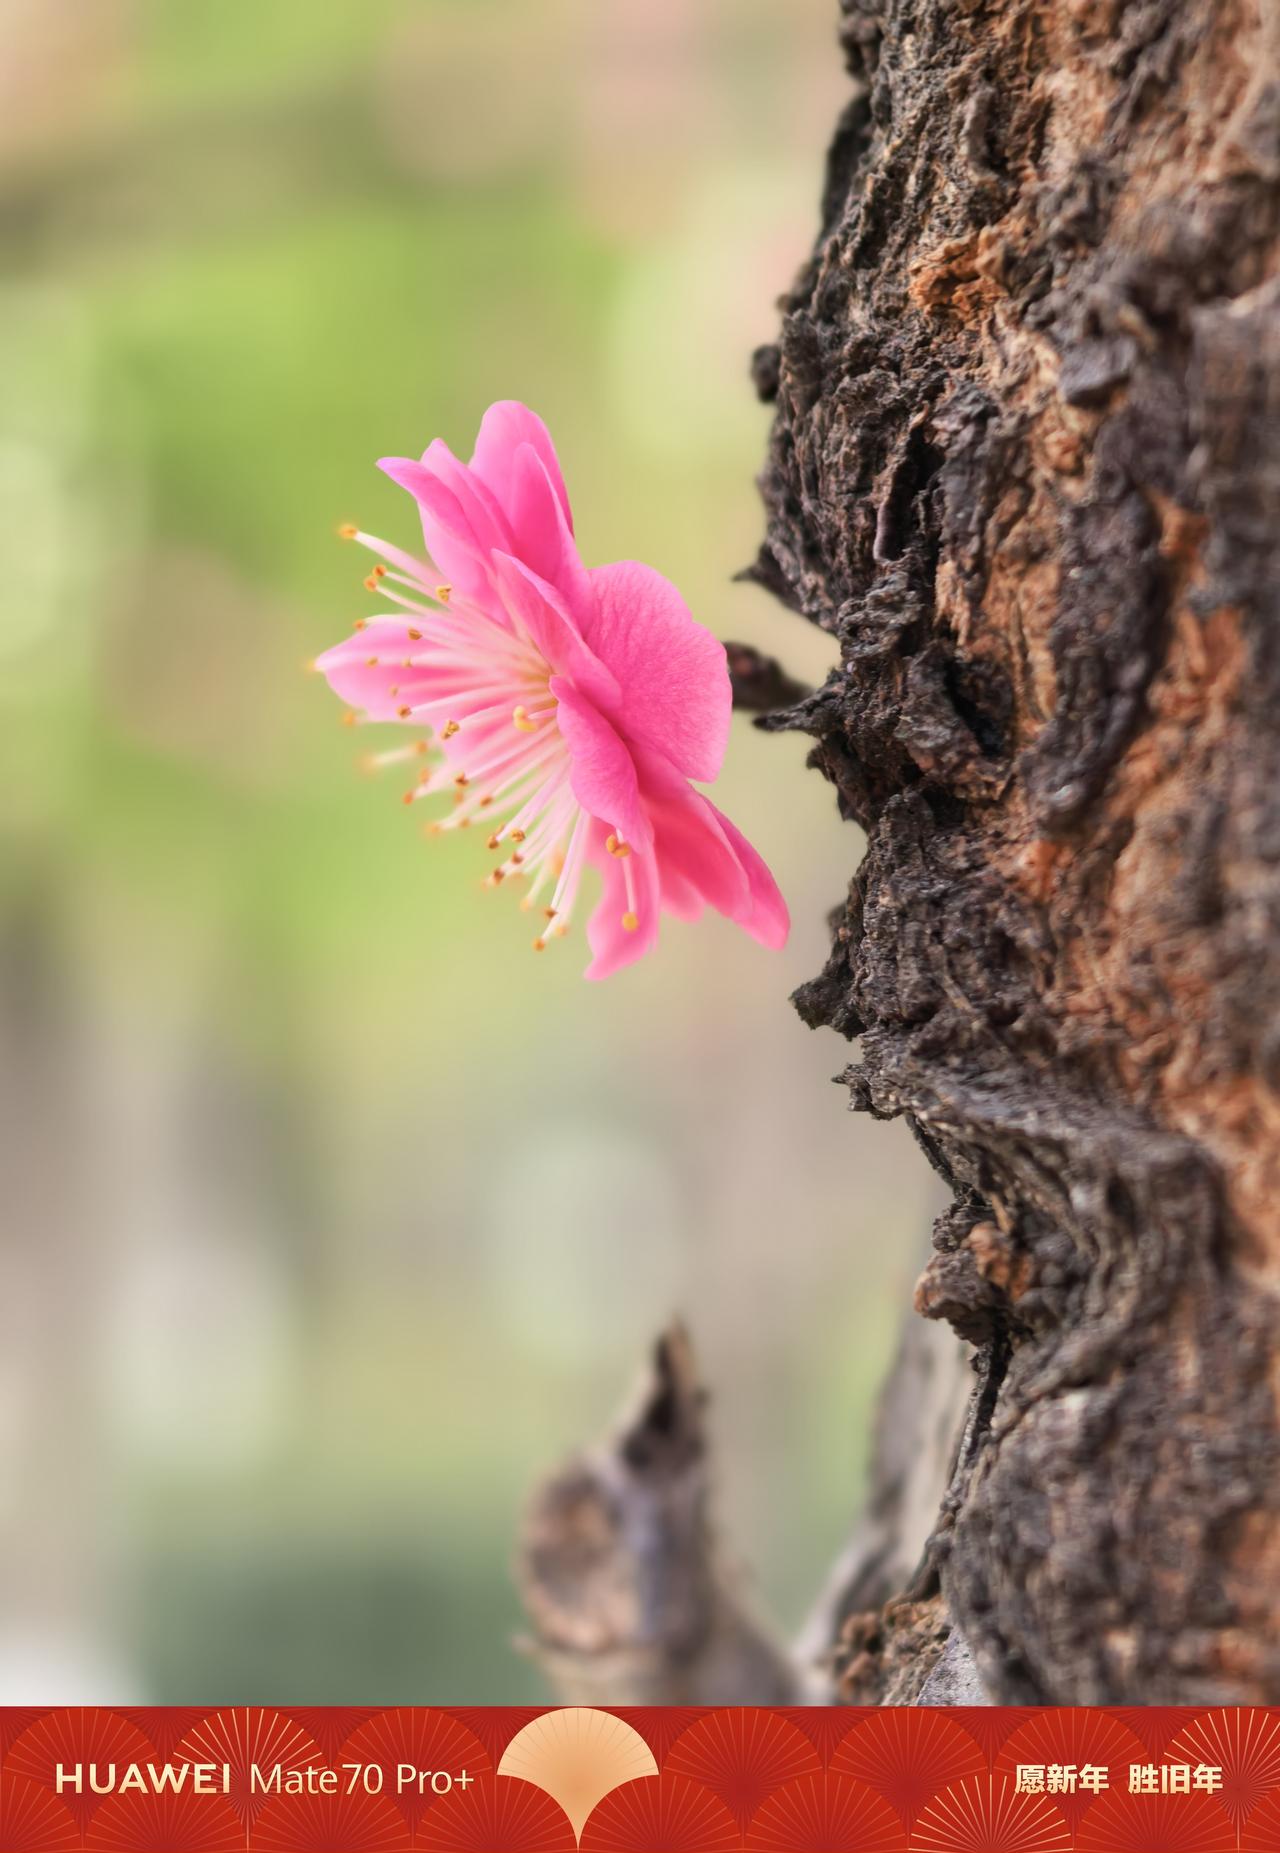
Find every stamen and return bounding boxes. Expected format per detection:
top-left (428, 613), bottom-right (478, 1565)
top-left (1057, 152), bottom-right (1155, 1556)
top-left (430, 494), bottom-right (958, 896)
top-left (622, 912), bottom-right (639, 932)
top-left (513, 706), bottom-right (538, 733)
top-left (606, 834), bottom-right (631, 858)
top-left (532, 936), bottom-right (547, 952)
top-left (442, 720), bottom-right (460, 739)
top-left (436, 585), bottom-right (452, 603)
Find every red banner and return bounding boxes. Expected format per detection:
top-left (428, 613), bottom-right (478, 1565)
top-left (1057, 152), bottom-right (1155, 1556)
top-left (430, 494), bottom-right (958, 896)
top-left (0, 1705), bottom-right (1273, 1850)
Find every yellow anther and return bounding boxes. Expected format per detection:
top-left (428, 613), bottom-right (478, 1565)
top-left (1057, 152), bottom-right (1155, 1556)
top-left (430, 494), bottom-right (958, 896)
top-left (622, 911), bottom-right (639, 933)
top-left (606, 834), bottom-right (631, 858)
top-left (511, 829), bottom-right (526, 844)
top-left (353, 617), bottom-right (367, 631)
top-left (338, 522), bottom-right (358, 540)
top-left (553, 923), bottom-right (569, 938)
top-left (363, 574), bottom-right (380, 592)
top-left (436, 585), bottom-right (452, 603)
top-left (371, 564), bottom-right (386, 578)
top-left (487, 832), bottom-right (501, 850)
top-left (486, 870), bottom-right (505, 887)
top-left (442, 720), bottom-right (460, 739)
top-left (479, 794), bottom-right (494, 808)
top-left (532, 936), bottom-right (547, 952)
top-left (454, 773), bottom-right (469, 788)
top-left (341, 711), bottom-right (356, 728)
top-left (510, 851), bottom-right (525, 866)
top-left (407, 626), bottom-right (423, 641)
top-left (365, 656), bottom-right (378, 667)
top-left (402, 790), bottom-right (414, 805)
top-left (397, 705), bottom-right (411, 719)
top-left (513, 706), bottom-right (538, 733)
top-left (544, 907), bottom-right (557, 921)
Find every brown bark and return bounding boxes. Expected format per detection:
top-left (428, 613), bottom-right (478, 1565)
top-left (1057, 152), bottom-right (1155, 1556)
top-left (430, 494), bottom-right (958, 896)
top-left (752, 0), bottom-right (1280, 1702)
top-left (516, 1326), bottom-right (806, 1705)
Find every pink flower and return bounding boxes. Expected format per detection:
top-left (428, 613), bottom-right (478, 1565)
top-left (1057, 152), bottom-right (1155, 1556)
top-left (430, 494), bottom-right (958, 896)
top-left (316, 401), bottom-right (788, 978)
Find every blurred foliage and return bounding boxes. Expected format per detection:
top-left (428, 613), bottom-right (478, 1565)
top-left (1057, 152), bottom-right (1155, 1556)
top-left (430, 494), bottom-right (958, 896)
top-left (0, 0), bottom-right (938, 1701)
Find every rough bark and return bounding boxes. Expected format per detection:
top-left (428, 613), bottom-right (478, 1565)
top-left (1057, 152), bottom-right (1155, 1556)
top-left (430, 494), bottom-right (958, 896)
top-left (752, 0), bottom-right (1280, 1703)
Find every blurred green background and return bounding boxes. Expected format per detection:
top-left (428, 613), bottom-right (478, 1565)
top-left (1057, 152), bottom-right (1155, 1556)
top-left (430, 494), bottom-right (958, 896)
top-left (0, 0), bottom-right (939, 1700)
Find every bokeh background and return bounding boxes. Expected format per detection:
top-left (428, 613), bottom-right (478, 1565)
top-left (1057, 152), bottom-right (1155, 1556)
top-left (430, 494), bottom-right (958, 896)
top-left (0, 0), bottom-right (941, 1700)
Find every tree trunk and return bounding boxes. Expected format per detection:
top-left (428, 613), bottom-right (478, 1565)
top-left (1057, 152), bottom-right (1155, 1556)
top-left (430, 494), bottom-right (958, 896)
top-left (751, 0), bottom-right (1280, 1703)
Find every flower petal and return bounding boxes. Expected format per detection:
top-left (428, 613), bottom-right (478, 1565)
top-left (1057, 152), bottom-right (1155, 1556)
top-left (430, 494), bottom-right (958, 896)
top-left (378, 442), bottom-right (511, 605)
top-left (584, 560), bottom-right (732, 782)
top-left (490, 552), bottom-right (618, 710)
top-left (584, 822), bottom-right (661, 980)
top-left (699, 797), bottom-right (790, 948)
top-left (469, 401), bottom-right (573, 535)
top-left (315, 621), bottom-right (441, 720)
top-left (551, 679), bottom-right (652, 853)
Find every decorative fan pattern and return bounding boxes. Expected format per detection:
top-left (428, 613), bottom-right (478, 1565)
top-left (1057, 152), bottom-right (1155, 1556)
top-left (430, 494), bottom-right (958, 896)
top-left (1165, 1705), bottom-right (1280, 1828)
top-left (0, 1772), bottom-right (83, 1851)
top-left (251, 1787), bottom-right (414, 1851)
top-left (608, 1709), bottom-right (710, 1768)
top-left (665, 1708), bottom-right (822, 1830)
top-left (1, 1705), bottom-right (1279, 1849)
top-left (1073, 1789), bottom-right (1238, 1852)
top-left (3, 1709), bottom-right (156, 1833)
top-left (173, 1708), bottom-right (325, 1829)
top-left (415, 1775), bottom-right (576, 1852)
top-left (744, 1771), bottom-right (908, 1851)
top-left (776, 1708), bottom-right (873, 1768)
top-left (83, 1788), bottom-right (245, 1852)
top-left (578, 1772), bottom-right (741, 1852)
top-left (1241, 1785), bottom-right (1280, 1850)
top-left (498, 1709), bottom-right (657, 1842)
top-left (992, 1712), bottom-right (1147, 1830)
top-left (941, 1711), bottom-right (1042, 1766)
top-left (338, 1709), bottom-right (490, 1832)
top-left (831, 1708), bottom-right (986, 1828)
top-left (1106, 1711), bottom-right (1197, 1757)
top-left (911, 1773), bottom-right (1072, 1852)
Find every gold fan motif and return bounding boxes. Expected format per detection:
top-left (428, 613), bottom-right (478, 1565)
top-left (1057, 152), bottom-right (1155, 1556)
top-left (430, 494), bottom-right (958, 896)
top-left (497, 1708), bottom-right (658, 1844)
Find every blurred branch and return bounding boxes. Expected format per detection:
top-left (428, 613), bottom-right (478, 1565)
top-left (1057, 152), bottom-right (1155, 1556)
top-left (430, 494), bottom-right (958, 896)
top-left (516, 1323), bottom-right (809, 1705)
top-left (723, 641), bottom-right (812, 716)
top-left (517, 1314), bottom-right (977, 1707)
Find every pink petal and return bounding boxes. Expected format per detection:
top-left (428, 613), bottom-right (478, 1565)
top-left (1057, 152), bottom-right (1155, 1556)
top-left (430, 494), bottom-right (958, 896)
top-left (584, 561), bottom-right (731, 782)
top-left (700, 797), bottom-right (790, 948)
top-left (315, 621), bottom-right (440, 721)
top-left (469, 401), bottom-right (573, 535)
top-left (490, 553), bottom-right (618, 711)
top-left (636, 755), bottom-right (791, 950)
top-left (378, 443), bottom-right (510, 606)
top-left (584, 822), bottom-right (660, 980)
top-left (551, 680), bottom-right (652, 853)
top-left (507, 444), bottom-right (596, 623)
